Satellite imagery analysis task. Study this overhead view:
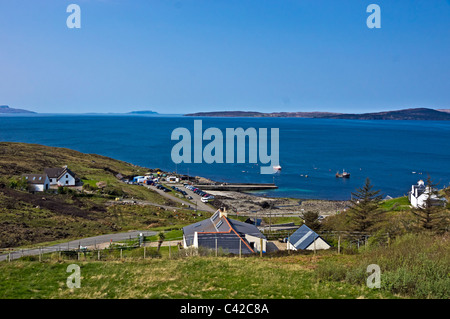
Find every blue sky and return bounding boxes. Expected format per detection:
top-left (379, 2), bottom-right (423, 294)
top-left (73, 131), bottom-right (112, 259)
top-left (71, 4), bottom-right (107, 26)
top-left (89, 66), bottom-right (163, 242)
top-left (0, 0), bottom-right (449, 114)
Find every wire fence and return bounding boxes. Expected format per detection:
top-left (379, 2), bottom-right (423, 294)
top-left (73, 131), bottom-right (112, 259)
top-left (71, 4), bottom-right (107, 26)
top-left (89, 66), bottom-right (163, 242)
top-left (0, 233), bottom-right (186, 263)
top-left (1, 229), bottom-right (391, 263)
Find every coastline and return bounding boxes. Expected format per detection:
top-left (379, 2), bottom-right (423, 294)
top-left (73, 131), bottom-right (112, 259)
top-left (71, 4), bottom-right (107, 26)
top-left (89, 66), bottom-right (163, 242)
top-left (182, 174), bottom-right (348, 217)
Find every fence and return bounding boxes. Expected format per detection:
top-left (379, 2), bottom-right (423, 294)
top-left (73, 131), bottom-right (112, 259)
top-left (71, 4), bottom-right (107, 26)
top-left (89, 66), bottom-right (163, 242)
top-left (1, 229), bottom-right (391, 263)
top-left (0, 233), bottom-right (185, 263)
top-left (261, 229), bottom-right (391, 253)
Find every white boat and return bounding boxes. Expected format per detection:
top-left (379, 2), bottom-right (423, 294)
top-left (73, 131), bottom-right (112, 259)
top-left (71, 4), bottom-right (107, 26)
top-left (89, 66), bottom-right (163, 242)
top-left (273, 165), bottom-right (282, 171)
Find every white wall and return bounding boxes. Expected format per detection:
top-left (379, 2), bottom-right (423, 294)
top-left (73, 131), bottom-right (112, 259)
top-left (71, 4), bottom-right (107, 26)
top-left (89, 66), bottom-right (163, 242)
top-left (305, 237), bottom-right (331, 250)
top-left (288, 237), bottom-right (330, 251)
top-left (245, 234), bottom-right (266, 253)
top-left (58, 173), bottom-right (76, 186)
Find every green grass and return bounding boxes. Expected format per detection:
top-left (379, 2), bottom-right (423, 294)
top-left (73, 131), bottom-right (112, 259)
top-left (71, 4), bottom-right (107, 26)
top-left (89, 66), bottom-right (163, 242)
top-left (0, 142), bottom-right (200, 248)
top-left (0, 254), bottom-right (396, 299)
top-left (315, 232), bottom-right (450, 299)
top-left (381, 196), bottom-right (411, 211)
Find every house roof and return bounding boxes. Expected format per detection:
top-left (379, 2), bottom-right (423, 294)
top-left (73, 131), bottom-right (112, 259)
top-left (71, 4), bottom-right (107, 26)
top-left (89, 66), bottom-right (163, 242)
top-left (44, 167), bottom-right (75, 179)
top-left (23, 174), bottom-right (48, 185)
top-left (183, 210), bottom-right (266, 253)
top-left (288, 224), bottom-right (324, 250)
top-left (196, 233), bottom-right (254, 254)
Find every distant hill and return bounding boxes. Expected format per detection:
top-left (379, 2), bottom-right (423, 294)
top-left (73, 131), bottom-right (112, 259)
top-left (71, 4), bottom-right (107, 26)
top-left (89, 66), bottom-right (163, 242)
top-left (185, 108), bottom-right (450, 120)
top-left (127, 110), bottom-right (158, 115)
top-left (0, 105), bottom-right (36, 114)
top-left (185, 111), bottom-right (342, 118)
top-left (319, 108), bottom-right (450, 121)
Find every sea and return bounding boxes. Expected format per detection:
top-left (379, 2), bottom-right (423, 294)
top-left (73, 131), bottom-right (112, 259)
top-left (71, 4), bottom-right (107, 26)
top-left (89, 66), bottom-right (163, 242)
top-left (1, 114), bottom-right (450, 201)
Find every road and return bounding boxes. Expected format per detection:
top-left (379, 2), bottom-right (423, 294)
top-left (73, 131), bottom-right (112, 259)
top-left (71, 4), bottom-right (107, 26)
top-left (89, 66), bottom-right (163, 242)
top-left (144, 183), bottom-right (216, 213)
top-left (0, 230), bottom-right (157, 262)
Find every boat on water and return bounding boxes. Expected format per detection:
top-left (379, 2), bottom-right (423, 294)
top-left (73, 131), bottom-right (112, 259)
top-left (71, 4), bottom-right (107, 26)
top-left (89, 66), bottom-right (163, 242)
top-left (336, 169), bottom-right (350, 178)
top-left (273, 165), bottom-right (282, 171)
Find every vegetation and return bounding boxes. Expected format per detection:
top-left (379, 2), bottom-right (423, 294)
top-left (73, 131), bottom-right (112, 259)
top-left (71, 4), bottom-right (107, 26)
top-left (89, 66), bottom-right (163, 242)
top-left (410, 176), bottom-right (449, 232)
top-left (315, 232), bottom-right (449, 298)
top-left (0, 253), bottom-right (396, 299)
top-left (0, 142), bottom-right (205, 248)
top-left (346, 178), bottom-right (384, 233)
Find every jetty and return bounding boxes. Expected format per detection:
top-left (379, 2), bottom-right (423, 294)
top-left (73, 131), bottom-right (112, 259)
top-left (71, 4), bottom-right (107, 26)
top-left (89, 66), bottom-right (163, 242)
top-left (192, 183), bottom-right (278, 192)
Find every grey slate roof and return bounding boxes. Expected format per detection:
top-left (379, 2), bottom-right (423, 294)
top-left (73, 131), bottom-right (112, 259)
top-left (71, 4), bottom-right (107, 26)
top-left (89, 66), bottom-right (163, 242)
top-left (288, 224), bottom-right (323, 250)
top-left (196, 233), bottom-right (254, 254)
top-left (44, 167), bottom-right (75, 179)
top-left (183, 210), bottom-right (266, 254)
top-left (22, 174), bottom-right (48, 185)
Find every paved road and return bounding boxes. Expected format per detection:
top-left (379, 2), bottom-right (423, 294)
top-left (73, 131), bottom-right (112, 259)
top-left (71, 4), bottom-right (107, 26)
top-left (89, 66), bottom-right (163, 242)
top-left (145, 183), bottom-right (216, 213)
top-left (0, 230), bottom-right (157, 262)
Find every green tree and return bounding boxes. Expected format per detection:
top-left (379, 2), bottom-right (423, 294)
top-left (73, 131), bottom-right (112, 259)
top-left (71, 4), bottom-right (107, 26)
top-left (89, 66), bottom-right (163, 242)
top-left (346, 178), bottom-right (384, 233)
top-left (301, 211), bottom-right (322, 232)
top-left (410, 175), bottom-right (449, 232)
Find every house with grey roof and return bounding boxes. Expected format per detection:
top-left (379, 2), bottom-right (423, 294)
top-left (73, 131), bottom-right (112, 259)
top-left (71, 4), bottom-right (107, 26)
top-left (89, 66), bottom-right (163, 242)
top-left (44, 166), bottom-right (76, 186)
top-left (183, 209), bottom-right (267, 254)
top-left (287, 224), bottom-right (330, 251)
top-left (22, 174), bottom-right (50, 192)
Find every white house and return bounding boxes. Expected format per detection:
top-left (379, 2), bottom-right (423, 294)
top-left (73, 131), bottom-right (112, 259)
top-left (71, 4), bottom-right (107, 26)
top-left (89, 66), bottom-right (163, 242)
top-left (44, 166), bottom-right (76, 186)
top-left (287, 224), bottom-right (331, 251)
top-left (408, 180), bottom-right (446, 208)
top-left (23, 174), bottom-right (50, 192)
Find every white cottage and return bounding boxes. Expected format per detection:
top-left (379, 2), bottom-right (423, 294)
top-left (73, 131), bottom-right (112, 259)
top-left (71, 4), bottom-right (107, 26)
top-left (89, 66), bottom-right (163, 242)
top-left (287, 224), bottom-right (330, 251)
top-left (23, 174), bottom-right (50, 192)
top-left (44, 166), bottom-right (76, 186)
top-left (409, 180), bottom-right (446, 208)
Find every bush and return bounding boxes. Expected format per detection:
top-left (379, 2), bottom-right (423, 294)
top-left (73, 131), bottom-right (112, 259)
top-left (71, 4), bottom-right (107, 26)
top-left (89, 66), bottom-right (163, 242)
top-left (314, 233), bottom-right (450, 298)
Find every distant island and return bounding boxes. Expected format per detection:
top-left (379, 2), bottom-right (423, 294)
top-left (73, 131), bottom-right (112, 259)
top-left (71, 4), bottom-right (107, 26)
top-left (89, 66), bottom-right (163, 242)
top-left (0, 105), bottom-right (35, 114)
top-left (185, 108), bottom-right (450, 121)
top-left (127, 110), bottom-right (158, 115)
top-left (184, 111), bottom-right (342, 118)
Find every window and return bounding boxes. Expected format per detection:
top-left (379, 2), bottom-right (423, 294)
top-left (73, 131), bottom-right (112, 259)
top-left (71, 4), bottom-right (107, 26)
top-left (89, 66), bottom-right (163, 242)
top-left (66, 175), bottom-right (68, 178)
top-left (211, 211), bottom-right (219, 221)
top-left (66, 181), bottom-right (68, 185)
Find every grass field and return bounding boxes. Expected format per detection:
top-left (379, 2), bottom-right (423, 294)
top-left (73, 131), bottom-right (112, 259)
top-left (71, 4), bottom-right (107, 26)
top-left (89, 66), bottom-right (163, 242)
top-left (0, 254), bottom-right (396, 299)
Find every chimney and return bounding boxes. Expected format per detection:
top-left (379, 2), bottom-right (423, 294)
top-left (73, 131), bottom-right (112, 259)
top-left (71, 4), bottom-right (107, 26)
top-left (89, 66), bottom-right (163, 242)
top-left (219, 207), bottom-right (228, 219)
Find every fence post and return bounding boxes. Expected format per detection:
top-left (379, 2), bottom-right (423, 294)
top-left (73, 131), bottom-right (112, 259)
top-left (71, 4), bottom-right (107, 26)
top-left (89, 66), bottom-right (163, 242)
top-left (313, 235), bottom-right (316, 256)
top-left (39, 247), bottom-right (42, 262)
top-left (98, 250), bottom-right (100, 261)
top-left (120, 249), bottom-right (123, 260)
top-left (239, 239), bottom-right (242, 258)
top-left (260, 237), bottom-right (263, 258)
top-left (215, 238), bottom-right (218, 257)
top-left (8, 252), bottom-right (11, 262)
top-left (169, 244), bottom-right (171, 259)
top-left (144, 246), bottom-right (146, 259)
top-left (338, 235), bottom-right (341, 255)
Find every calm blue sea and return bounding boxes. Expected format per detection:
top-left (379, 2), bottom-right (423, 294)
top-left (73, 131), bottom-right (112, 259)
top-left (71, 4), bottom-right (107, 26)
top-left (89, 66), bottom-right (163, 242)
top-left (1, 114), bottom-right (450, 200)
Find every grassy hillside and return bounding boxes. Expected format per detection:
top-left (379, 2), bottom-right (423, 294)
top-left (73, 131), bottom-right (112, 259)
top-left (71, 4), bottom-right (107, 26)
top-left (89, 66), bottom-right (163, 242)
top-left (0, 253), bottom-right (395, 299)
top-left (0, 142), bottom-right (203, 248)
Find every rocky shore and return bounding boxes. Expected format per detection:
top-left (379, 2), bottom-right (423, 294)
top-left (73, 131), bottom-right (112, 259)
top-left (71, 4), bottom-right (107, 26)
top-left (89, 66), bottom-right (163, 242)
top-left (208, 190), bottom-right (349, 218)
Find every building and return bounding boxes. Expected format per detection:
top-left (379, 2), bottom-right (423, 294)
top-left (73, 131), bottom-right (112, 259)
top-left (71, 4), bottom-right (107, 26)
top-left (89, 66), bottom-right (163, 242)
top-left (408, 180), bottom-right (446, 208)
top-left (166, 176), bottom-right (180, 183)
top-left (44, 166), bottom-right (76, 186)
top-left (287, 224), bottom-right (330, 251)
top-left (183, 209), bottom-right (267, 254)
top-left (23, 174), bottom-right (50, 192)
